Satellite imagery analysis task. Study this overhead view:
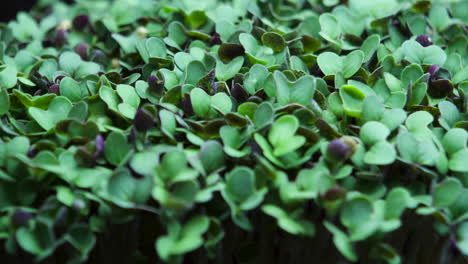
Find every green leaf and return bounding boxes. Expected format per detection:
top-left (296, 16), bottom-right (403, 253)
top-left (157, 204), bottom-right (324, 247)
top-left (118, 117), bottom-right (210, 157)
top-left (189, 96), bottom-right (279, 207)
top-left (0, 65), bottom-right (18, 88)
top-left (116, 84), bottom-right (140, 118)
top-left (442, 128), bottom-right (467, 154)
top-left (56, 186), bottom-right (75, 206)
top-left (164, 21), bottom-right (188, 50)
top-left (397, 132), bottom-right (420, 162)
top-left (15, 52), bottom-right (36, 73)
top-left (262, 205), bottom-right (315, 236)
top-left (342, 50), bottom-right (364, 78)
top-left (186, 10), bottom-right (207, 29)
top-left (67, 225), bottom-right (96, 257)
top-left (104, 131), bottom-right (130, 166)
top-left (324, 221), bottom-right (357, 262)
top-left (340, 197), bottom-right (374, 238)
top-left (364, 141), bottom-right (396, 165)
top-left (130, 151), bottom-right (158, 175)
top-left (383, 72), bottom-right (403, 93)
top-left (438, 101), bottom-right (460, 130)
top-left (448, 190), bottom-right (468, 221)
top-left (317, 50), bottom-right (363, 78)
top-left (261, 32), bottom-right (286, 52)
top-left (59, 51), bottom-right (82, 74)
top-left (214, 21), bottom-right (236, 42)
top-left (184, 60), bottom-right (206, 85)
top-left (16, 223), bottom-right (53, 255)
top-left (160, 109), bottom-right (176, 137)
top-left (453, 66), bottom-right (468, 84)
top-left (225, 167), bottom-right (256, 202)
top-left (200, 140), bottom-right (225, 174)
top-left (362, 95), bottom-right (384, 122)
top-left (429, 5), bottom-right (451, 31)
top-left (0, 88), bottom-right (10, 115)
top-left (253, 102), bottom-right (274, 129)
top-left (360, 121), bottom-right (390, 145)
top-left (401, 64), bottom-right (424, 88)
top-left (385, 188), bottom-right (416, 219)
top-left (75, 62), bottom-right (101, 78)
top-left (433, 178), bottom-right (463, 207)
top-left (38, 59), bottom-right (58, 82)
top-left (405, 111), bottom-right (434, 138)
top-left (16, 227), bottom-right (43, 255)
top-left (28, 96), bottom-right (73, 131)
top-left (108, 168), bottom-right (151, 204)
top-left (9, 13), bottom-right (39, 42)
top-left (60, 77), bottom-right (88, 102)
top-left (112, 33), bottom-right (136, 54)
top-left (402, 40), bottom-right (447, 65)
top-left (296, 166), bottom-right (334, 196)
top-left (274, 71), bottom-right (316, 106)
top-left (409, 82), bottom-right (427, 107)
top-left (68, 101), bottom-right (89, 122)
top-left (456, 221), bottom-right (468, 255)
top-left (216, 57), bottom-right (244, 82)
top-left (156, 216), bottom-right (209, 260)
top-left (243, 64), bottom-right (270, 95)
top-left (449, 149), bottom-right (468, 173)
top-left (211, 92), bottom-right (232, 114)
top-left (317, 52), bottom-right (342, 76)
top-left (361, 34), bottom-right (380, 62)
top-left (319, 13), bottom-right (341, 40)
top-left (146, 37), bottom-right (167, 59)
top-left (339, 85), bottom-right (366, 117)
top-left (268, 115), bottom-right (305, 156)
top-left (334, 5), bottom-right (366, 37)
top-left (239, 33), bottom-right (278, 65)
top-left (99, 86), bottom-right (119, 112)
top-left (220, 126), bottom-right (242, 149)
top-left (191, 88), bottom-right (211, 118)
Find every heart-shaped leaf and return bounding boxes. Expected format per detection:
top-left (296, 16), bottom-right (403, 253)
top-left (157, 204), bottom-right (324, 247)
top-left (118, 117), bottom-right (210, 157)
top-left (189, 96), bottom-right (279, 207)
top-left (28, 96), bottom-right (73, 131)
top-left (317, 50), bottom-right (364, 78)
top-left (442, 128), bottom-right (467, 154)
top-left (433, 178), bottom-right (463, 207)
top-left (60, 77), bottom-right (88, 102)
top-left (319, 13), bottom-right (341, 45)
top-left (402, 40), bottom-right (447, 65)
top-left (274, 71), bottom-right (316, 106)
top-left (243, 64), bottom-right (273, 95)
top-left (405, 111), bottom-right (434, 139)
top-left (364, 141), bottom-right (396, 165)
top-left (190, 88), bottom-right (232, 118)
top-left (268, 115), bottom-right (306, 156)
top-left (163, 21), bottom-right (188, 50)
top-left (216, 57), bottom-right (244, 81)
top-left (116, 84), bottom-right (140, 118)
top-left (156, 216), bottom-right (209, 261)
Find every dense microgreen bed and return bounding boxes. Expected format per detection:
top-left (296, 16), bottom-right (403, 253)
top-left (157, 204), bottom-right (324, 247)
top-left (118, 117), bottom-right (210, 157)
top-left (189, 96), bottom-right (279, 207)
top-left (0, 0), bottom-right (468, 263)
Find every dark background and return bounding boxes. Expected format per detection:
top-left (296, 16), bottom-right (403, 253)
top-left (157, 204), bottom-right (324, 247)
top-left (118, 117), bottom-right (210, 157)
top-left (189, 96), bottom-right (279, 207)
top-left (0, 0), bottom-right (75, 22)
top-left (0, 0), bottom-right (38, 22)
